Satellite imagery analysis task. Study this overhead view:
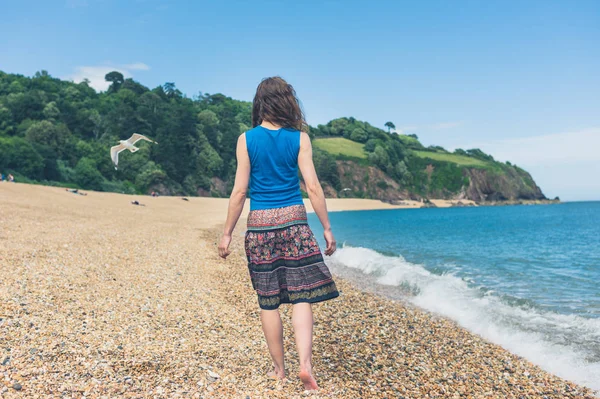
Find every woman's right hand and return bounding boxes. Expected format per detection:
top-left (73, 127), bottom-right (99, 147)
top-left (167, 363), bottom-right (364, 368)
top-left (218, 234), bottom-right (232, 259)
top-left (324, 229), bottom-right (336, 256)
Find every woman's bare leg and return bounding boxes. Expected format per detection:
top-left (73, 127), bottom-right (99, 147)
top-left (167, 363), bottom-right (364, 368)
top-left (260, 309), bottom-right (286, 379)
top-left (292, 303), bottom-right (319, 390)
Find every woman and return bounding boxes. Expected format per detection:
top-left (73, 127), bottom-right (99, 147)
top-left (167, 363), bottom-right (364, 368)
top-left (218, 76), bottom-right (339, 390)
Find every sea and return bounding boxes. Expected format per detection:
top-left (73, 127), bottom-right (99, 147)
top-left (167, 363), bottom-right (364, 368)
top-left (308, 201), bottom-right (600, 391)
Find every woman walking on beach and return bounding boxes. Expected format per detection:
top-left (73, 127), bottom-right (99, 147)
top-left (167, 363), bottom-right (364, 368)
top-left (218, 77), bottom-right (339, 390)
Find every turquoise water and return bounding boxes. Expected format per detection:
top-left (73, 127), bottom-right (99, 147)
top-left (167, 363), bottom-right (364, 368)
top-left (309, 202), bottom-right (600, 390)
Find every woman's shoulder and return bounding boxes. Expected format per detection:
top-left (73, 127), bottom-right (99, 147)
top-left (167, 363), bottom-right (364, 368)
top-left (246, 125), bottom-right (262, 135)
top-left (299, 131), bottom-right (310, 142)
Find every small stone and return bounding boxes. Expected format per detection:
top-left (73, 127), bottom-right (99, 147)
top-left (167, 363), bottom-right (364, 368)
top-left (12, 383), bottom-right (22, 391)
top-left (207, 370), bottom-right (220, 380)
top-left (1, 357), bottom-right (9, 365)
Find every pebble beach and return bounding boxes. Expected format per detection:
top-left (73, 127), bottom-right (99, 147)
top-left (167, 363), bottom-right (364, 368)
top-left (0, 183), bottom-right (595, 398)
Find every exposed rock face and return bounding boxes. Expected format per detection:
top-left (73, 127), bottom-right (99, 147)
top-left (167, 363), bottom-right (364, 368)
top-left (330, 160), bottom-right (547, 203)
top-left (210, 177), bottom-right (228, 197)
top-left (464, 168), bottom-right (546, 202)
top-left (335, 161), bottom-right (415, 201)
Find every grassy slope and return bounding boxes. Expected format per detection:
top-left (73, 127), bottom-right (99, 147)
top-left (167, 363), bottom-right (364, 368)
top-left (412, 151), bottom-right (489, 167)
top-left (313, 137), bottom-right (367, 159)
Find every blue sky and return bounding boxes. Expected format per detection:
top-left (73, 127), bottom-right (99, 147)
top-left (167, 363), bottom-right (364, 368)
top-left (1, 0), bottom-right (599, 200)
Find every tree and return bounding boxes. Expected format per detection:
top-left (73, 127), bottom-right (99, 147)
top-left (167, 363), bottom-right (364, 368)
top-left (74, 157), bottom-right (104, 190)
top-left (0, 105), bottom-right (12, 133)
top-left (329, 118), bottom-right (349, 136)
top-left (42, 102), bottom-right (60, 120)
top-left (312, 148), bottom-right (341, 191)
top-left (89, 110), bottom-right (102, 139)
top-left (163, 82), bottom-right (178, 97)
top-left (0, 136), bottom-right (45, 178)
top-left (122, 78), bottom-right (148, 95)
top-left (364, 139), bottom-right (378, 152)
top-left (105, 71), bottom-right (124, 92)
top-left (385, 121), bottom-right (396, 133)
top-left (369, 145), bottom-right (390, 170)
top-left (135, 161), bottom-right (167, 191)
top-left (394, 161), bottom-right (409, 183)
top-left (350, 128), bottom-right (368, 143)
top-left (25, 120), bottom-right (71, 156)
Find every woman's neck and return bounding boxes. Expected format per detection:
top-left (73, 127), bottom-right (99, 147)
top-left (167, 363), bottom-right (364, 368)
top-left (260, 120), bottom-right (282, 130)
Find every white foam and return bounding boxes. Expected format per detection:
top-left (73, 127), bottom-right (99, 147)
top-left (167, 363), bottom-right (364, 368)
top-left (329, 246), bottom-right (600, 391)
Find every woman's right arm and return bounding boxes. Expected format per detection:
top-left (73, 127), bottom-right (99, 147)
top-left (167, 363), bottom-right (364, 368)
top-left (298, 132), bottom-right (336, 256)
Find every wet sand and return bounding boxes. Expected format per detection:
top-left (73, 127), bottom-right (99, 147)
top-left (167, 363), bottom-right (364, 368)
top-left (0, 183), bottom-right (594, 398)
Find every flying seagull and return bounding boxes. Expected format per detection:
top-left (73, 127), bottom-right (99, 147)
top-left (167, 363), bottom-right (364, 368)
top-left (111, 133), bottom-right (157, 169)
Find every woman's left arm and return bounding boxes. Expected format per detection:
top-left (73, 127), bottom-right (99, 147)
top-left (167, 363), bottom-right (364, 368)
top-left (218, 133), bottom-right (250, 259)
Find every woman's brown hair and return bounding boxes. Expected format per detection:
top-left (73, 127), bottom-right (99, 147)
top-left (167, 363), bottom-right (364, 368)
top-left (252, 76), bottom-right (307, 132)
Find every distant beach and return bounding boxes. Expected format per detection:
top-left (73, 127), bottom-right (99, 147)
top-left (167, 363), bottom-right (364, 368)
top-left (0, 183), bottom-right (595, 398)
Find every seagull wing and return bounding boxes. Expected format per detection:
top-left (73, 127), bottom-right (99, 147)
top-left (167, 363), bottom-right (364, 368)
top-left (128, 133), bottom-right (156, 145)
top-left (111, 144), bottom-right (126, 168)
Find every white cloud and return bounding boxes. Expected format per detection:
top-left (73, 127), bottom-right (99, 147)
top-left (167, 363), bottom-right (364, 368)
top-left (123, 62), bottom-right (150, 71)
top-left (64, 63), bottom-right (150, 91)
top-left (457, 128), bottom-right (600, 167)
top-left (394, 125), bottom-right (418, 134)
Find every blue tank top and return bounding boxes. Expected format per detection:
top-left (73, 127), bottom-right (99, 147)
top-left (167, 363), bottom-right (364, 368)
top-left (245, 125), bottom-right (304, 211)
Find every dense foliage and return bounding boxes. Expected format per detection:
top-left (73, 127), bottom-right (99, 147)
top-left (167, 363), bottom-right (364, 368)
top-left (0, 70), bottom-right (253, 195)
top-left (0, 70), bottom-right (532, 200)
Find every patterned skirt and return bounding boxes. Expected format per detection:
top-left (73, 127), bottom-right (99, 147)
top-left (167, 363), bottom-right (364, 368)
top-left (245, 204), bottom-right (339, 310)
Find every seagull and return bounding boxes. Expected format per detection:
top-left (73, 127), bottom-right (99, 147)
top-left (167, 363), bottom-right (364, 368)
top-left (111, 133), bottom-right (157, 169)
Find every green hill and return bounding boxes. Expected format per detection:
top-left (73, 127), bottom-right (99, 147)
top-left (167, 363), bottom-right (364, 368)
top-left (0, 70), bottom-right (547, 202)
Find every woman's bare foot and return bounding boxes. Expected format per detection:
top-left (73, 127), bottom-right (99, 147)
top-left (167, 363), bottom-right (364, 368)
top-left (298, 369), bottom-right (319, 390)
top-left (267, 366), bottom-right (286, 381)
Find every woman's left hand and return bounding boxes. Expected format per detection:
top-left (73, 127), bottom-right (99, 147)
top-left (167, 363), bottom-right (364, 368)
top-left (218, 234), bottom-right (232, 259)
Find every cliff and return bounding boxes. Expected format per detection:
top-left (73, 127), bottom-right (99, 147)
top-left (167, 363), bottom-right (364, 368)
top-left (462, 167), bottom-right (545, 202)
top-left (314, 158), bottom-right (547, 203)
top-left (310, 132), bottom-right (548, 203)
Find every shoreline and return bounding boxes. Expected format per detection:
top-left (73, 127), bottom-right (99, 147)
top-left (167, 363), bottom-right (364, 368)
top-left (2, 182), bottom-right (565, 214)
top-left (0, 183), bottom-right (595, 398)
